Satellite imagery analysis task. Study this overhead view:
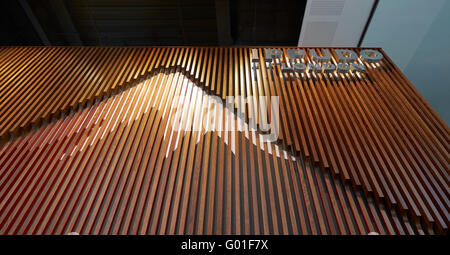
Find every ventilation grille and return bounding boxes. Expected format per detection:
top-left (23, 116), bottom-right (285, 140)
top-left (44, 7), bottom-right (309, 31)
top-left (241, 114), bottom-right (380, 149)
top-left (309, 0), bottom-right (346, 16)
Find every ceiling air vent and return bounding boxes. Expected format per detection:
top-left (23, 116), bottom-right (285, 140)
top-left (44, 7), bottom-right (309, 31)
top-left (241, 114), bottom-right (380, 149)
top-left (299, 0), bottom-right (375, 47)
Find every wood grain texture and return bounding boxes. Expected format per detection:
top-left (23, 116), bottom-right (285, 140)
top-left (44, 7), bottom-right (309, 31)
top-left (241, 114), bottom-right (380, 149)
top-left (0, 47), bottom-right (448, 234)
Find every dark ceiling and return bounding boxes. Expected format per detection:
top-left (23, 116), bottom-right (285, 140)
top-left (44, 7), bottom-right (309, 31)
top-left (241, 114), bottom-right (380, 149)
top-left (0, 0), bottom-right (305, 46)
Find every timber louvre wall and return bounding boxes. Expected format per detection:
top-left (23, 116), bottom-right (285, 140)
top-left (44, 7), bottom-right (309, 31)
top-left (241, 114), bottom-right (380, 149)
top-left (0, 46), bottom-right (448, 234)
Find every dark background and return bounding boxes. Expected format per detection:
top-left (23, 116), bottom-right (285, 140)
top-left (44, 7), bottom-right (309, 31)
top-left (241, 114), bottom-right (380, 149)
top-left (0, 0), bottom-right (306, 46)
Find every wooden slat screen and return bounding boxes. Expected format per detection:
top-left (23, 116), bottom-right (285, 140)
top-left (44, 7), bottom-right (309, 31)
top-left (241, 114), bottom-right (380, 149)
top-left (0, 46), bottom-right (448, 234)
top-left (0, 70), bottom-right (424, 234)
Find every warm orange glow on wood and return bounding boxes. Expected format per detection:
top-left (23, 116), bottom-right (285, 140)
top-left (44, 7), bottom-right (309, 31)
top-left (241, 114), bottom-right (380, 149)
top-left (0, 47), bottom-right (448, 234)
